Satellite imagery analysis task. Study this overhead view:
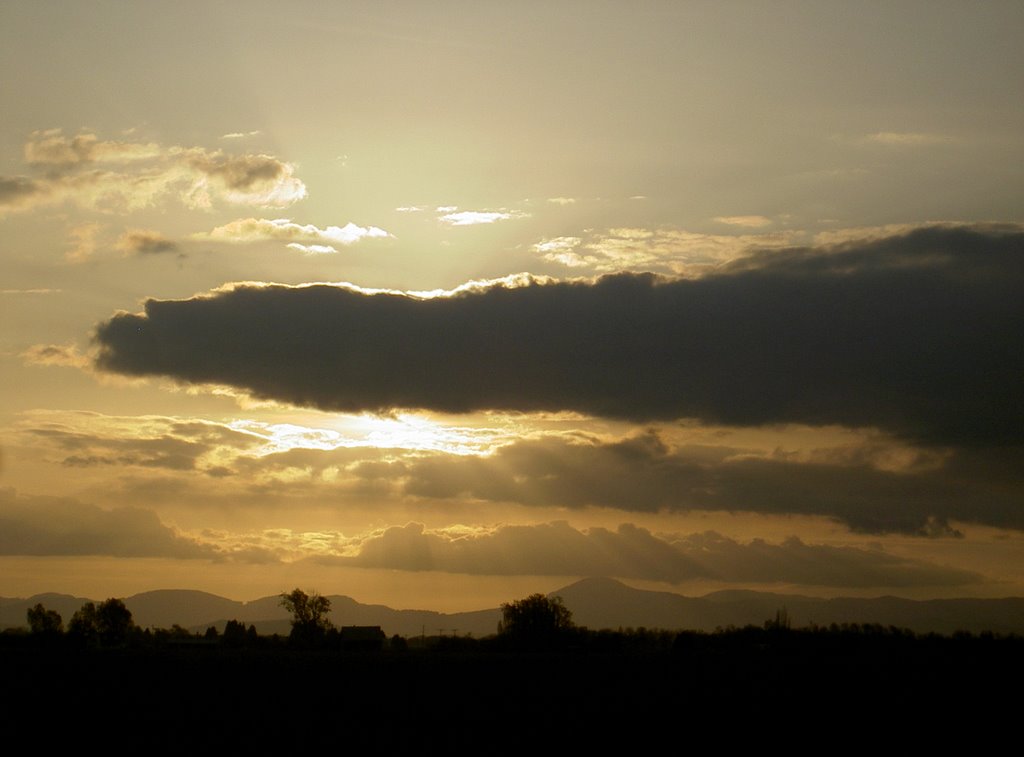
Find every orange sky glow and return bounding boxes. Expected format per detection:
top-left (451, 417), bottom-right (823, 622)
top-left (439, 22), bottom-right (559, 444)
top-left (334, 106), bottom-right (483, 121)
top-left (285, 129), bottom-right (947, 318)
top-left (2, 1), bottom-right (1023, 611)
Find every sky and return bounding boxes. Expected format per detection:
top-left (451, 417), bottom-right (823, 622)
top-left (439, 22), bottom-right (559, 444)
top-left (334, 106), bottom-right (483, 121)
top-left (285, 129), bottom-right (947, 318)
top-left (1, 1), bottom-right (1023, 612)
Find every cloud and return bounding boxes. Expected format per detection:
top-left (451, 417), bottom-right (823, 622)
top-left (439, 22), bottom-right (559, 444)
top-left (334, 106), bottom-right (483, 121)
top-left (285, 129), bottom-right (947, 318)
top-left (24, 129), bottom-right (162, 167)
top-left (0, 130), bottom-right (306, 214)
top-left (547, 197), bottom-right (576, 205)
top-left (534, 226), bottom-right (802, 275)
top-left (179, 149), bottom-right (306, 207)
top-left (116, 229), bottom-right (178, 255)
top-left (21, 344), bottom-right (91, 369)
top-left (65, 222), bottom-right (104, 262)
top-left (28, 427), bottom-right (209, 472)
top-left (15, 411), bottom-right (264, 474)
top-left (532, 236), bottom-right (583, 265)
top-left (64, 224), bottom-right (179, 263)
top-left (157, 420), bottom-right (998, 535)
top-left (17, 407), bottom-right (1021, 534)
top-left (713, 215), bottom-right (772, 228)
top-left (221, 131), bottom-right (262, 139)
top-left (395, 431), bottom-right (1024, 534)
top-left (0, 176), bottom-right (49, 211)
top-left (199, 217), bottom-right (391, 249)
top-left (327, 520), bottom-right (980, 587)
top-left (12, 410), bottom-right (515, 487)
top-left (809, 221), bottom-right (1007, 248)
top-left (95, 225), bottom-right (1024, 449)
top-left (287, 243), bottom-right (338, 254)
top-left (438, 209), bottom-right (528, 226)
top-left (0, 488), bottom-right (216, 558)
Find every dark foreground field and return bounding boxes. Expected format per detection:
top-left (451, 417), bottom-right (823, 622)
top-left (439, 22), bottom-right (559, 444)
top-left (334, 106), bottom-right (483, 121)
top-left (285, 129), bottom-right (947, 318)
top-left (4, 629), bottom-right (1021, 750)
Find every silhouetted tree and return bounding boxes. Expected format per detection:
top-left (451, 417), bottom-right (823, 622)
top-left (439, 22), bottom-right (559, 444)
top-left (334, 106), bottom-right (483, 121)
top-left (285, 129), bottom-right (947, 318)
top-left (161, 624), bottom-right (192, 641)
top-left (280, 588), bottom-right (332, 646)
top-left (26, 603), bottom-right (63, 635)
top-left (765, 605), bottom-right (791, 631)
top-left (69, 598), bottom-right (134, 647)
top-left (95, 598), bottom-right (135, 646)
top-left (68, 601), bottom-right (100, 646)
top-left (222, 619), bottom-right (248, 647)
top-left (499, 593), bottom-right (574, 643)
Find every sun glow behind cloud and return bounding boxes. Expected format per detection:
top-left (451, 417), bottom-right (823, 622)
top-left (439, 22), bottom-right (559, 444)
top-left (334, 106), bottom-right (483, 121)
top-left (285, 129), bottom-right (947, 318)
top-left (3, 2), bottom-right (1024, 609)
top-left (228, 414), bottom-right (517, 457)
top-left (197, 272), bottom-right (557, 303)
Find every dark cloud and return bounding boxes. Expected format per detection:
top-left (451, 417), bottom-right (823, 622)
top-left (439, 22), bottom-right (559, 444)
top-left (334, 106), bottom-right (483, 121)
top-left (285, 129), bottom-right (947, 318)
top-left (117, 229), bottom-right (178, 255)
top-left (0, 176), bottom-right (47, 210)
top-left (94, 226), bottom-right (1024, 447)
top-left (226, 431), bottom-right (1020, 534)
top-left (0, 488), bottom-right (216, 558)
top-left (329, 520), bottom-right (980, 588)
top-left (395, 433), bottom-right (1022, 534)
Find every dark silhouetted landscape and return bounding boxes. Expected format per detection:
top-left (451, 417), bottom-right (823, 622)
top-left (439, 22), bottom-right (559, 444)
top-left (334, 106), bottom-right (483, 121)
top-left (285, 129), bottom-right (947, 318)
top-left (5, 578), bottom-right (1024, 636)
top-left (3, 579), bottom-right (1022, 750)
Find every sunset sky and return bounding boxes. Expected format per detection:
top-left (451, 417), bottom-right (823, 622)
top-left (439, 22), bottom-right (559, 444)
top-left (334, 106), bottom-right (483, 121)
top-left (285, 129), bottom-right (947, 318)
top-left (2, 1), bottom-right (1023, 612)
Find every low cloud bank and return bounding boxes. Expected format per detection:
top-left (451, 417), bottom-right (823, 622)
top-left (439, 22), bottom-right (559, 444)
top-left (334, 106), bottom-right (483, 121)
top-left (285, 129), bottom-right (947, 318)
top-left (325, 521), bottom-right (981, 588)
top-left (0, 488), bottom-right (216, 559)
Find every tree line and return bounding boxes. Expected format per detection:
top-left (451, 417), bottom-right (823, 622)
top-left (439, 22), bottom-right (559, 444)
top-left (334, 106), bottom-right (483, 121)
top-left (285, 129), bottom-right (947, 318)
top-left (13, 588), bottom-right (1023, 654)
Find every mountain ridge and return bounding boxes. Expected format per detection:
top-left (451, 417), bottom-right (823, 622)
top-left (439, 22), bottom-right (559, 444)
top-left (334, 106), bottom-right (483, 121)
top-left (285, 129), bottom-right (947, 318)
top-left (3, 578), bottom-right (1023, 637)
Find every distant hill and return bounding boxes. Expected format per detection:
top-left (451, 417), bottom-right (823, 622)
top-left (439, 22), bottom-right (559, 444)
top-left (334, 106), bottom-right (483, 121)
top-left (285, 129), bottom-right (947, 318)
top-left (3, 578), bottom-right (1023, 636)
top-left (0, 589), bottom-right (503, 638)
top-left (555, 577), bottom-right (1024, 635)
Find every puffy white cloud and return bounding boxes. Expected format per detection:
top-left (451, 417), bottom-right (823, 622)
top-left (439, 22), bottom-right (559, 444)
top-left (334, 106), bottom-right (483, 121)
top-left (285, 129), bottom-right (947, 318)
top-left (200, 217), bottom-right (392, 249)
top-left (287, 243), bottom-right (338, 254)
top-left (438, 209), bottom-right (529, 226)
